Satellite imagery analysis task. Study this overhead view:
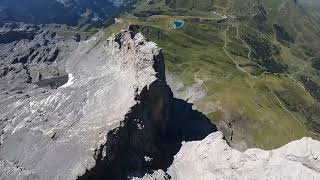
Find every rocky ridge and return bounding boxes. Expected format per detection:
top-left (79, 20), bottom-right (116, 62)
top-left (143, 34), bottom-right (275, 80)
top-left (0, 27), bottom-right (168, 179)
top-left (187, 132), bottom-right (320, 179)
top-left (140, 131), bottom-right (320, 180)
top-left (136, 92), bottom-right (320, 179)
top-left (0, 24), bottom-right (320, 180)
top-left (0, 26), bottom-right (216, 180)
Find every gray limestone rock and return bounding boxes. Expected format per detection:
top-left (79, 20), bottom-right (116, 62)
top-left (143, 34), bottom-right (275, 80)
top-left (2, 23), bottom-right (318, 180)
top-left (0, 27), bottom-right (173, 180)
top-left (139, 131), bottom-right (320, 180)
top-left (0, 22), bottom-right (218, 180)
top-left (0, 23), bottom-right (79, 93)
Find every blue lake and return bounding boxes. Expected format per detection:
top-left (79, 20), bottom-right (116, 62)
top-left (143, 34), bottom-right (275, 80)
top-left (172, 20), bottom-right (185, 29)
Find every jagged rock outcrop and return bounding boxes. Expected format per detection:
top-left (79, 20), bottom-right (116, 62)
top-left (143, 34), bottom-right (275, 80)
top-left (0, 23), bottom-right (79, 94)
top-left (0, 27), bottom-right (172, 179)
top-left (0, 23), bottom-right (217, 179)
top-left (2, 23), bottom-right (319, 180)
top-left (139, 131), bottom-right (320, 180)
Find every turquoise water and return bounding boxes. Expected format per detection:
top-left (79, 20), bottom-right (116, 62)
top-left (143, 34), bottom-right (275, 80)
top-left (172, 20), bottom-right (185, 29)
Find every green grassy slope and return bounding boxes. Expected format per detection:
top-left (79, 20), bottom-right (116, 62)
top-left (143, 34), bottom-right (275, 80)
top-left (107, 0), bottom-right (320, 149)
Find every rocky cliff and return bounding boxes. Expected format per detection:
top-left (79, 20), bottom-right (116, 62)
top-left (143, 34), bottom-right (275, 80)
top-left (168, 131), bottom-right (320, 180)
top-left (1, 24), bottom-right (320, 180)
top-left (139, 131), bottom-right (320, 180)
top-left (0, 26), bottom-right (216, 179)
top-left (0, 26), bottom-right (167, 179)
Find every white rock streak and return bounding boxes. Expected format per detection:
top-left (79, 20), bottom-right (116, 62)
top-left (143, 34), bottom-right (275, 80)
top-left (60, 73), bottom-right (75, 88)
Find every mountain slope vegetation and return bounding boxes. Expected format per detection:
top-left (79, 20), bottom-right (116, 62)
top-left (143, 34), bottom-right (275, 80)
top-left (106, 0), bottom-right (320, 149)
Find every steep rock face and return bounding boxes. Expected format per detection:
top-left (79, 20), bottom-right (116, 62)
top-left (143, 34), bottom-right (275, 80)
top-left (141, 131), bottom-right (320, 180)
top-left (3, 23), bottom-right (319, 180)
top-left (0, 28), bottom-right (172, 180)
top-left (0, 24), bottom-right (217, 180)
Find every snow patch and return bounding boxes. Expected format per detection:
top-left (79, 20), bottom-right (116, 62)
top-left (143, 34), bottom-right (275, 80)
top-left (60, 73), bottom-right (75, 88)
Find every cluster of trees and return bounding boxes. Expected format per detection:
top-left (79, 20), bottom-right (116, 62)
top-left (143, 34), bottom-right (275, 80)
top-left (241, 31), bottom-right (287, 73)
top-left (273, 24), bottom-right (294, 43)
top-left (300, 76), bottom-right (320, 102)
top-left (311, 57), bottom-right (320, 71)
top-left (276, 89), bottom-right (320, 134)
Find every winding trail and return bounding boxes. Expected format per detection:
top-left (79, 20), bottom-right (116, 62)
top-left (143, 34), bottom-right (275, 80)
top-left (223, 22), bottom-right (254, 78)
top-left (236, 25), bottom-right (266, 71)
top-left (265, 83), bottom-right (318, 136)
top-left (223, 19), bottom-right (317, 136)
top-left (289, 65), bottom-right (306, 79)
top-left (194, 71), bottom-right (209, 94)
top-left (237, 26), bottom-right (252, 63)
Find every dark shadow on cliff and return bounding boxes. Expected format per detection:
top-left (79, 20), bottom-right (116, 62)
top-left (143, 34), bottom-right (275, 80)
top-left (77, 93), bottom-right (217, 180)
top-left (76, 28), bottom-right (217, 179)
top-left (157, 98), bottom-right (218, 170)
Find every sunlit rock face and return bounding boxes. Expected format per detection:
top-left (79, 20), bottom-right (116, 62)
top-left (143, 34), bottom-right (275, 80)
top-left (138, 131), bottom-right (320, 180)
top-left (0, 24), bottom-right (217, 180)
top-left (0, 28), bottom-right (172, 180)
